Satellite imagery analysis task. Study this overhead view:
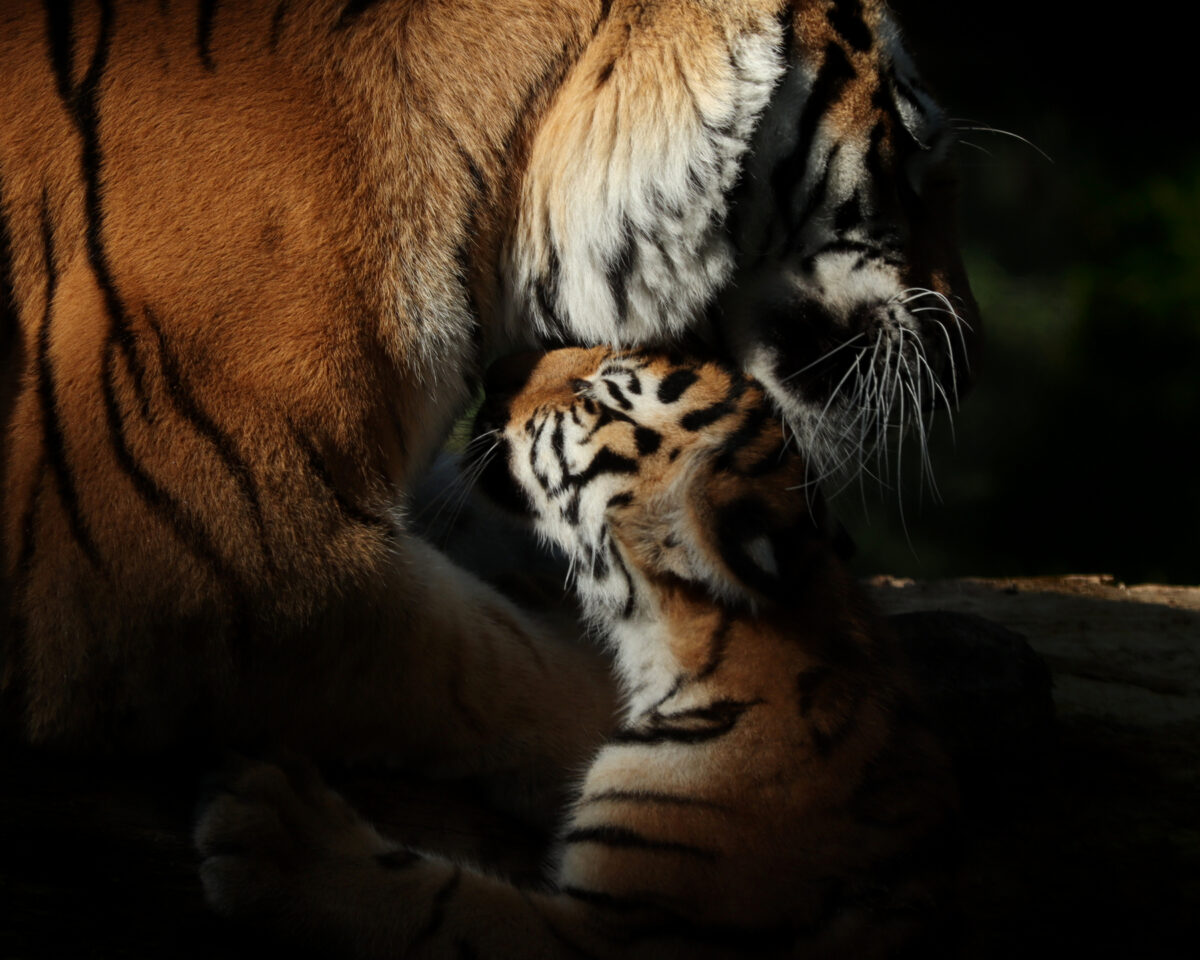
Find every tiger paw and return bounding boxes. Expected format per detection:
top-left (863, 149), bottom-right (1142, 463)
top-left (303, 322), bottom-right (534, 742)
top-left (195, 758), bottom-right (392, 920)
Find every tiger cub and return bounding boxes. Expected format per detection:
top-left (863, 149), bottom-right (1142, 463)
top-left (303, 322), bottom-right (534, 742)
top-left (196, 347), bottom-right (957, 958)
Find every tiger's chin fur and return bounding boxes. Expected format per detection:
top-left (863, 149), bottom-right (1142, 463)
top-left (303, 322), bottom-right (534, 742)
top-left (196, 347), bottom-right (957, 957)
top-left (2, 1), bottom-right (973, 800)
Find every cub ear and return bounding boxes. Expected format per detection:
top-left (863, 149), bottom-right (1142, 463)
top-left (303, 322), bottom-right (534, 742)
top-left (709, 494), bottom-right (833, 600)
top-left (740, 532), bottom-right (780, 580)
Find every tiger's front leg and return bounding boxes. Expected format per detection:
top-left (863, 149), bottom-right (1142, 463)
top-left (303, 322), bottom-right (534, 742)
top-left (196, 760), bottom-right (610, 960)
top-left (230, 532), bottom-right (617, 827)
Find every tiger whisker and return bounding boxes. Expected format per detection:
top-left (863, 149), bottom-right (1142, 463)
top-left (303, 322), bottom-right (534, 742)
top-left (949, 120), bottom-right (1054, 164)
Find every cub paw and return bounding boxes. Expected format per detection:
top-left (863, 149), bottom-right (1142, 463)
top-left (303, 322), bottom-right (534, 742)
top-left (195, 758), bottom-right (391, 919)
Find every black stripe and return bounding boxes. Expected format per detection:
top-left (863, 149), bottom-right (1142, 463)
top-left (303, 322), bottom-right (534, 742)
top-left (572, 446), bottom-right (638, 487)
top-left (606, 227), bottom-right (635, 327)
top-left (455, 141), bottom-right (488, 199)
top-left (561, 886), bottom-right (660, 912)
top-left (562, 487), bottom-right (581, 525)
top-left (656, 368), bottom-right (697, 404)
top-left (143, 307), bottom-right (275, 573)
top-left (678, 370), bottom-right (748, 433)
top-left (562, 826), bottom-right (717, 861)
top-left (695, 611), bottom-right (733, 679)
top-left (43, 0), bottom-right (75, 106)
top-left (827, 0), bottom-right (873, 53)
top-left (2, 464), bottom-right (45, 709)
top-left (496, 36), bottom-right (576, 164)
top-left (579, 789), bottom-right (727, 811)
top-left (550, 410), bottom-right (568, 474)
top-left (713, 405), bottom-right (771, 473)
top-left (788, 143), bottom-right (839, 254)
top-left (268, 0), bottom-right (289, 51)
top-left (795, 666), bottom-right (861, 757)
top-left (647, 673), bottom-right (687, 712)
top-left (586, 541), bottom-right (608, 579)
top-left (795, 665), bottom-right (832, 716)
top-left (799, 43), bottom-right (857, 152)
top-left (332, 0), bottom-right (386, 31)
top-left (602, 378), bottom-right (632, 410)
top-left (46, 0), bottom-right (153, 420)
top-left (0, 172), bottom-right (20, 564)
top-left (613, 698), bottom-right (761, 746)
top-left (612, 542), bottom-right (636, 619)
top-left (293, 429), bottom-right (390, 531)
top-left (0, 173), bottom-right (16, 354)
top-left (409, 868), bottom-right (462, 948)
top-left (680, 399), bottom-right (734, 431)
top-left (833, 192), bottom-right (864, 233)
top-left (770, 41), bottom-right (856, 227)
top-left (35, 191), bottom-right (102, 569)
top-left (100, 334), bottom-right (250, 633)
top-left (197, 0), bottom-right (218, 70)
top-left (592, 0), bottom-right (614, 38)
top-left (863, 119), bottom-right (890, 195)
top-left (535, 244), bottom-right (565, 337)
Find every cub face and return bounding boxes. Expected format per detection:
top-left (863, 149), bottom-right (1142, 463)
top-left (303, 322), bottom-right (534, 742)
top-left (475, 348), bottom-right (837, 614)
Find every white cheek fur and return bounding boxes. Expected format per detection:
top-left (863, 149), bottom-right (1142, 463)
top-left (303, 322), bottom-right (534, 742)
top-left (504, 17), bottom-right (785, 349)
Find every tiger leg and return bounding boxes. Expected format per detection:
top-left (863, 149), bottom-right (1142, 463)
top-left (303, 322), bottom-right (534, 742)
top-left (225, 532), bottom-right (616, 824)
top-left (197, 760), bottom-right (684, 960)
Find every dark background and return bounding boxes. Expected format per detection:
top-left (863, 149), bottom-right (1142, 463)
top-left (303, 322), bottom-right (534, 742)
top-left (841, 3), bottom-right (1200, 585)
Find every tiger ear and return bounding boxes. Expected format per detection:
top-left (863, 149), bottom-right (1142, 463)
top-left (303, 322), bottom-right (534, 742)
top-left (691, 477), bottom-right (835, 601)
top-left (507, 4), bottom-right (786, 345)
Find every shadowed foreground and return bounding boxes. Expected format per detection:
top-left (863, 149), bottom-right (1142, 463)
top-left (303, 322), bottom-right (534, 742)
top-left (2, 576), bottom-right (1196, 958)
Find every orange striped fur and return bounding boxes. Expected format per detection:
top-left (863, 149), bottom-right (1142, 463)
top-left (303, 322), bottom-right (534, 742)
top-left (196, 347), bottom-right (956, 957)
top-left (1, 1), bottom-right (974, 814)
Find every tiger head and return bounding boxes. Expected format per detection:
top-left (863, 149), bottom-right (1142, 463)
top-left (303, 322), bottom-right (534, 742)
top-left (505, 0), bottom-right (977, 482)
top-left (474, 347), bottom-right (834, 621)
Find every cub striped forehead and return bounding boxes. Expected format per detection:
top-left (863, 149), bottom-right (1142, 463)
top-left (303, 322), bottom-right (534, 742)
top-left (499, 347), bottom-right (752, 491)
top-left (484, 348), bottom-right (745, 530)
top-left (476, 347), bottom-right (832, 617)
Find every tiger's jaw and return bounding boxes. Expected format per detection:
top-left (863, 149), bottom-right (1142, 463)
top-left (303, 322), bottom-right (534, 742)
top-left (718, 249), bottom-right (978, 480)
top-left (713, 4), bottom-right (981, 481)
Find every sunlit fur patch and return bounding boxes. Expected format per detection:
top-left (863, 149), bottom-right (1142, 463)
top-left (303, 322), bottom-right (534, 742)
top-left (505, 8), bottom-right (786, 348)
top-left (483, 346), bottom-right (839, 709)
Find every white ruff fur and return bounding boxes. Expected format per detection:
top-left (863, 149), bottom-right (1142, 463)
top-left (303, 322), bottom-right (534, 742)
top-left (505, 17), bottom-right (785, 347)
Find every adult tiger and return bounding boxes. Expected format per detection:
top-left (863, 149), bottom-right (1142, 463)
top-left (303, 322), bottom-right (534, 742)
top-left (196, 346), bottom-right (957, 958)
top-left (0, 0), bottom-right (976, 804)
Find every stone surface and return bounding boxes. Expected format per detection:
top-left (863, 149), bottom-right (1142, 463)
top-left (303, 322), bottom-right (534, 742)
top-left (868, 575), bottom-right (1200, 958)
